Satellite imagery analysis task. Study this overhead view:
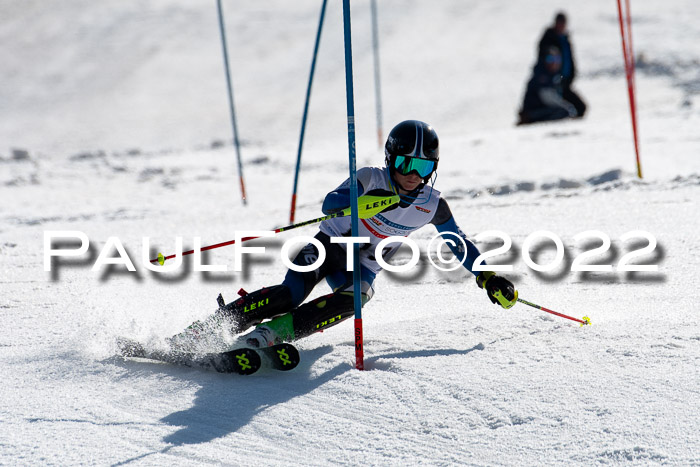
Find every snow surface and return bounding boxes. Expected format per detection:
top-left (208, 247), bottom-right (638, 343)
top-left (1, 0), bottom-right (699, 465)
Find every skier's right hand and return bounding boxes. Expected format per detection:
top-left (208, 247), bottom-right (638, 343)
top-left (476, 271), bottom-right (518, 309)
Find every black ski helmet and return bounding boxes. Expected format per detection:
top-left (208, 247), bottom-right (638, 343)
top-left (385, 120), bottom-right (439, 183)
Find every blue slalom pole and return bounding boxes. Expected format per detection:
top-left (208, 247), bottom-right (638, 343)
top-left (370, 0), bottom-right (384, 149)
top-left (341, 0), bottom-right (364, 370)
top-left (216, 0), bottom-right (247, 205)
top-left (290, 0), bottom-right (328, 223)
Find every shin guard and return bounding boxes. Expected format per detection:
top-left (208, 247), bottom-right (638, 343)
top-left (288, 292), bottom-right (360, 340)
top-left (217, 285), bottom-right (294, 334)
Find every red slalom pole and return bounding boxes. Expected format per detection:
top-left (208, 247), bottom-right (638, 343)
top-left (517, 298), bottom-right (590, 326)
top-left (616, 0), bottom-right (643, 179)
top-left (624, 0), bottom-right (642, 179)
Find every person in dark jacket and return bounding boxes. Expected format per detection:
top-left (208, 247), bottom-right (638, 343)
top-left (518, 48), bottom-right (578, 125)
top-left (536, 12), bottom-right (586, 118)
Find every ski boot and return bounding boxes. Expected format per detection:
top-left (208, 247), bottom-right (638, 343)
top-left (216, 285), bottom-right (294, 334)
top-left (241, 326), bottom-right (279, 348)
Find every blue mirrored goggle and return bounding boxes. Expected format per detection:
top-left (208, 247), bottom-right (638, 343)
top-left (393, 155), bottom-right (436, 178)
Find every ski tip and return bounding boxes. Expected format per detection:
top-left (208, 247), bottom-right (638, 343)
top-left (157, 252), bottom-right (165, 265)
top-left (580, 316), bottom-right (591, 326)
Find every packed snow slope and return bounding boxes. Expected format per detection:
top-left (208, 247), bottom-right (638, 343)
top-left (1, 0), bottom-right (699, 465)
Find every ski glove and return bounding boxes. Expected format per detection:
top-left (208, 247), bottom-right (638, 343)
top-left (476, 271), bottom-right (518, 309)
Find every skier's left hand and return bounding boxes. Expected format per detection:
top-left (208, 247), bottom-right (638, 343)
top-left (476, 271), bottom-right (518, 309)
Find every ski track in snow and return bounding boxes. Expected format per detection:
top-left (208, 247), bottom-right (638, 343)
top-left (2, 0), bottom-right (700, 465)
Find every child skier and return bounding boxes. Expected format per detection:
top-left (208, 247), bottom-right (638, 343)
top-left (169, 120), bottom-right (518, 351)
